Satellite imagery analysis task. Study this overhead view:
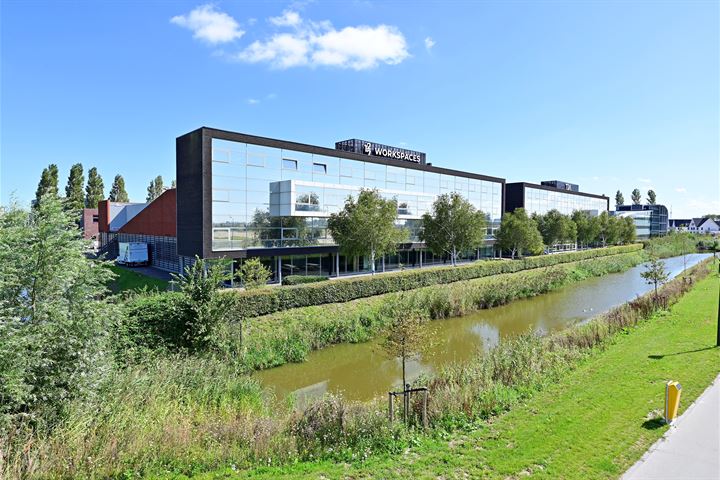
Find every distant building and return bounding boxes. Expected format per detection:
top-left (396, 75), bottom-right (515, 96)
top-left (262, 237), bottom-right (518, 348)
top-left (504, 181), bottom-right (608, 216)
top-left (614, 204), bottom-right (668, 239)
top-left (79, 208), bottom-right (99, 240)
top-left (669, 218), bottom-right (691, 232)
top-left (689, 217), bottom-right (720, 235)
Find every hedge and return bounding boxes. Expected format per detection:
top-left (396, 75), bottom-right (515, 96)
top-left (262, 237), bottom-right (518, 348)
top-left (282, 275), bottom-right (329, 286)
top-left (229, 245), bottom-right (643, 319)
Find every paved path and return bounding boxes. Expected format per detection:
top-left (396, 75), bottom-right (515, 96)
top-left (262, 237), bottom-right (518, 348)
top-left (622, 374), bottom-right (720, 480)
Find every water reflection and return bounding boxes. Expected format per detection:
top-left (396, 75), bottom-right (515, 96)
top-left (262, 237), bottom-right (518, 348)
top-left (257, 254), bottom-right (711, 403)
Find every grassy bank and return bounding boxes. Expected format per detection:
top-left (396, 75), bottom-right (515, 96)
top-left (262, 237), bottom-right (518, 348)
top-left (107, 265), bottom-right (168, 293)
top-left (6, 257), bottom-right (711, 479)
top-left (230, 251), bottom-right (645, 370)
top-left (199, 259), bottom-right (720, 479)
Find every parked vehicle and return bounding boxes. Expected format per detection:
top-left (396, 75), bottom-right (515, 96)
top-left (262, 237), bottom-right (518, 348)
top-left (117, 242), bottom-right (149, 267)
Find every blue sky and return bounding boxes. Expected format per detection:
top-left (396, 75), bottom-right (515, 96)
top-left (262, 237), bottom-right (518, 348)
top-left (1, 0), bottom-right (718, 217)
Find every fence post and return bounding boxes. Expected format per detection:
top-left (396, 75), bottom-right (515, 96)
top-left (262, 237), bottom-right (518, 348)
top-left (422, 389), bottom-right (428, 429)
top-left (388, 393), bottom-right (394, 422)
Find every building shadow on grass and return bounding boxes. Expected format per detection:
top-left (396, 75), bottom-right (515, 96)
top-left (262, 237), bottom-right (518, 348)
top-left (648, 346), bottom-right (717, 360)
top-left (642, 417), bottom-right (666, 430)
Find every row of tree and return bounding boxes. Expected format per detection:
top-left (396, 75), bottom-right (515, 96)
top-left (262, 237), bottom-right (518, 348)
top-left (496, 208), bottom-right (636, 258)
top-left (35, 163), bottom-right (175, 209)
top-left (615, 188), bottom-right (657, 207)
top-left (326, 189), bottom-right (637, 269)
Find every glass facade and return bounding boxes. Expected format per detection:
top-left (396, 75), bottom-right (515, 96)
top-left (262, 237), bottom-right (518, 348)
top-left (211, 138), bottom-right (503, 251)
top-left (523, 186), bottom-right (607, 216)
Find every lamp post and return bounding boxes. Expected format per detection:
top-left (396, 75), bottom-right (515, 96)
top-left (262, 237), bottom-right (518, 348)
top-left (716, 258), bottom-right (720, 347)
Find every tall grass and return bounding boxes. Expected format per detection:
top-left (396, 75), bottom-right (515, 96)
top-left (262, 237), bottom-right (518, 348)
top-left (4, 258), bottom-right (710, 479)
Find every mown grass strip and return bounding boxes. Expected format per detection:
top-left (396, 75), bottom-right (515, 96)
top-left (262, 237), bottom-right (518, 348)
top-left (203, 263), bottom-right (719, 479)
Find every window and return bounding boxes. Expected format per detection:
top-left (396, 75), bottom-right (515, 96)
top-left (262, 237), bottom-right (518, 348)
top-left (283, 159), bottom-right (298, 170)
top-left (212, 149), bottom-right (230, 163)
top-left (92, 215), bottom-right (99, 223)
top-left (247, 153), bottom-right (265, 167)
top-left (296, 191), bottom-right (320, 211)
top-left (313, 162), bottom-right (327, 174)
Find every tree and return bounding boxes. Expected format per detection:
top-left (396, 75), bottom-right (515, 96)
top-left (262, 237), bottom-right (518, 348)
top-left (239, 257), bottom-right (271, 289)
top-left (534, 209), bottom-right (576, 247)
top-left (0, 195), bottom-right (116, 424)
top-left (420, 192), bottom-right (487, 266)
top-left (328, 189), bottom-right (408, 274)
top-left (146, 175), bottom-right (164, 202)
top-left (615, 190), bottom-right (624, 208)
top-left (647, 189), bottom-right (657, 205)
top-left (35, 164), bottom-right (60, 206)
top-left (64, 163), bottom-right (85, 211)
top-left (572, 210), bottom-right (600, 248)
top-left (597, 211), bottom-right (620, 246)
top-left (85, 167), bottom-right (105, 208)
top-left (171, 256), bottom-right (231, 351)
top-left (380, 298), bottom-right (431, 394)
top-left (109, 174), bottom-right (130, 202)
top-left (495, 208), bottom-right (544, 259)
top-left (631, 188), bottom-right (642, 205)
top-left (618, 216), bottom-right (636, 244)
top-left (640, 256), bottom-right (669, 299)
top-left (171, 179), bottom-right (177, 189)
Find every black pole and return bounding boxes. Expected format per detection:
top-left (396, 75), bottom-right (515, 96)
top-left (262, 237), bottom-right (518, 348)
top-left (716, 260), bottom-right (720, 347)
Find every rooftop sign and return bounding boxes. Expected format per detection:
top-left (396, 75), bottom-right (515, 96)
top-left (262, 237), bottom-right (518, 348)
top-left (335, 139), bottom-right (426, 164)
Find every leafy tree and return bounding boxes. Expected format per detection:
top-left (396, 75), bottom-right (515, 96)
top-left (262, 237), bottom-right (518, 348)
top-left (597, 211), bottom-right (620, 246)
top-left (171, 256), bottom-right (231, 351)
top-left (618, 216), bottom-right (636, 244)
top-left (640, 256), bottom-right (669, 298)
top-left (495, 208), bottom-right (544, 259)
top-left (420, 192), bottom-right (487, 266)
top-left (381, 298), bottom-right (431, 393)
top-left (251, 209), bottom-right (316, 247)
top-left (615, 190), bottom-right (624, 208)
top-left (146, 175), bottom-right (164, 202)
top-left (239, 257), bottom-right (271, 289)
top-left (571, 210), bottom-right (600, 248)
top-left (85, 167), bottom-right (105, 208)
top-left (109, 174), bottom-right (129, 202)
top-left (647, 189), bottom-right (657, 205)
top-left (631, 188), bottom-right (642, 205)
top-left (328, 189), bottom-right (408, 274)
top-left (534, 209), bottom-right (576, 247)
top-left (35, 164), bottom-right (59, 206)
top-left (64, 163), bottom-right (85, 211)
top-left (0, 195), bottom-right (116, 424)
top-left (171, 179), bottom-right (177, 189)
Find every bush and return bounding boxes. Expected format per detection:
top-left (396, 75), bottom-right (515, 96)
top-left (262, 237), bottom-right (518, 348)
top-left (239, 257), bottom-right (271, 289)
top-left (230, 245), bottom-right (642, 319)
top-left (283, 275), bottom-right (329, 286)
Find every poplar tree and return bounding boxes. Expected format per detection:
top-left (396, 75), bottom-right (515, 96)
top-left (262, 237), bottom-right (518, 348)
top-left (85, 167), bottom-right (105, 208)
top-left (35, 164), bottom-right (60, 206)
top-left (631, 188), bottom-right (642, 205)
top-left (420, 192), bottom-right (487, 266)
top-left (647, 190), bottom-right (657, 205)
top-left (615, 190), bottom-right (624, 208)
top-left (64, 163), bottom-right (85, 211)
top-left (146, 175), bottom-right (164, 202)
top-left (109, 174), bottom-right (130, 202)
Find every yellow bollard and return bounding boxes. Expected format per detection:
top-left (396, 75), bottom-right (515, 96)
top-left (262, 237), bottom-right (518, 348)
top-left (664, 381), bottom-right (682, 424)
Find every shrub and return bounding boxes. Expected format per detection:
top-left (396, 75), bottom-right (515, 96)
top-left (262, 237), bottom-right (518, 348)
top-left (230, 245), bottom-right (642, 319)
top-left (283, 275), bottom-right (329, 286)
top-left (239, 257), bottom-right (271, 289)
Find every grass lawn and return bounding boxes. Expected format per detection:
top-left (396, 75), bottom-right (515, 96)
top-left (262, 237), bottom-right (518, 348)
top-left (107, 265), bottom-right (168, 293)
top-left (193, 270), bottom-right (720, 479)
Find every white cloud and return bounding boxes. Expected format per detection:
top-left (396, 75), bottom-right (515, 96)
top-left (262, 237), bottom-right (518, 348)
top-left (424, 36), bottom-right (435, 51)
top-left (270, 10), bottom-right (302, 27)
top-left (247, 98), bottom-right (260, 105)
top-left (235, 10), bottom-right (409, 70)
top-left (675, 187), bottom-right (687, 193)
top-left (638, 178), bottom-right (652, 184)
top-left (171, 5), bottom-right (244, 44)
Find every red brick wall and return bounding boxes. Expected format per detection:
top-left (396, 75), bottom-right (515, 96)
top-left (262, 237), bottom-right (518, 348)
top-left (81, 208), bottom-right (99, 239)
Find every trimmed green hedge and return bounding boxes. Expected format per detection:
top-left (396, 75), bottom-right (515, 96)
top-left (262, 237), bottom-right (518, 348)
top-left (282, 275), bottom-right (329, 286)
top-left (229, 245), bottom-right (643, 319)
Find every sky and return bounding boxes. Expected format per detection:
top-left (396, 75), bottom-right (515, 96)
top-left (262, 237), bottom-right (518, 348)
top-left (1, 0), bottom-right (718, 218)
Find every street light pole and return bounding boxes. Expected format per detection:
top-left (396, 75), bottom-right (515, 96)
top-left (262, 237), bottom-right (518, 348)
top-left (716, 259), bottom-right (720, 347)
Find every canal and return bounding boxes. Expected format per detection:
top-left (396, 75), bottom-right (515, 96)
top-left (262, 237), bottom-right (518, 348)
top-left (256, 253), bottom-right (711, 403)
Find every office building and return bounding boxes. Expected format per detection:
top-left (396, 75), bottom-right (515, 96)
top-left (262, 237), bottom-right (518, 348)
top-left (504, 181), bottom-right (609, 216)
